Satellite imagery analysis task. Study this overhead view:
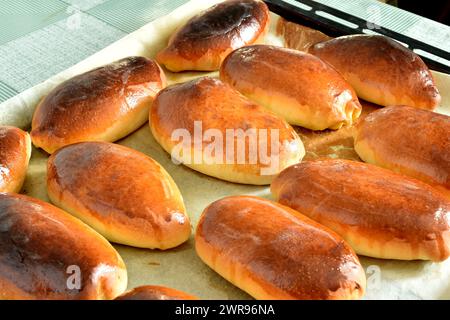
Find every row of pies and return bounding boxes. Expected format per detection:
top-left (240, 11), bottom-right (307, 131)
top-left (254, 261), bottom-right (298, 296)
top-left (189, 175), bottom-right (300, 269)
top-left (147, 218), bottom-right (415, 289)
top-left (1, 144), bottom-right (449, 299)
top-left (0, 0), bottom-right (449, 300)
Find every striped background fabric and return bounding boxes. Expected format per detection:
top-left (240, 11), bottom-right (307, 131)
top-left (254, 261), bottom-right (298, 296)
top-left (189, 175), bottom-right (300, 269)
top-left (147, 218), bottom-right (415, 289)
top-left (87, 0), bottom-right (188, 33)
top-left (0, 0), bottom-right (449, 104)
top-left (0, 0), bottom-right (190, 103)
top-left (0, 82), bottom-right (17, 102)
top-left (313, 0), bottom-right (450, 54)
top-left (0, 0), bottom-right (69, 45)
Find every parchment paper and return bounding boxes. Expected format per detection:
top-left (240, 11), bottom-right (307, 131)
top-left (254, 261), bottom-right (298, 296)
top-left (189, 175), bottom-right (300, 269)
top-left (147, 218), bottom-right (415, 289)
top-left (2, 0), bottom-right (450, 300)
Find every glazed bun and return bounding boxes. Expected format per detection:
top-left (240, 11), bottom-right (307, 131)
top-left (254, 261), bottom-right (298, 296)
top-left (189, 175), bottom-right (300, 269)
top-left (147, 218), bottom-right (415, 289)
top-left (156, 0), bottom-right (270, 72)
top-left (115, 285), bottom-right (198, 300)
top-left (220, 45), bottom-right (361, 130)
top-left (195, 196), bottom-right (366, 299)
top-left (309, 35), bottom-right (441, 109)
top-left (31, 56), bottom-right (166, 154)
top-left (354, 105), bottom-right (450, 197)
top-left (150, 77), bottom-right (304, 185)
top-left (47, 141), bottom-right (190, 250)
top-left (272, 159), bottom-right (450, 261)
top-left (0, 193), bottom-right (127, 300)
top-left (0, 126), bottom-right (31, 192)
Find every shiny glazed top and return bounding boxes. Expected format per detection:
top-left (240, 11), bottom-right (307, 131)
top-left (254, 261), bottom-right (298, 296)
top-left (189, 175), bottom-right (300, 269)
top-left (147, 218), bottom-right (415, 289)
top-left (47, 142), bottom-right (188, 246)
top-left (31, 57), bottom-right (165, 149)
top-left (309, 35), bottom-right (441, 109)
top-left (0, 192), bottom-right (125, 299)
top-left (355, 105), bottom-right (450, 188)
top-left (196, 195), bottom-right (364, 299)
top-left (150, 77), bottom-right (302, 169)
top-left (0, 126), bottom-right (29, 192)
top-left (163, 0), bottom-right (269, 59)
top-left (220, 45), bottom-right (361, 129)
top-left (272, 159), bottom-right (450, 260)
top-left (115, 285), bottom-right (197, 300)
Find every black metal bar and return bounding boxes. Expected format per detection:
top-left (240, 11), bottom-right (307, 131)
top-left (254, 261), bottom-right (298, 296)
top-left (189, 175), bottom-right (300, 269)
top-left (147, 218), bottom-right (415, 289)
top-left (264, 0), bottom-right (450, 74)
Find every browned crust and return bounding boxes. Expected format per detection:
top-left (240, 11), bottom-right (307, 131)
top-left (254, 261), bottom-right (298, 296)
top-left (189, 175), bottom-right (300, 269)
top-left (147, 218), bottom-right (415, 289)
top-left (115, 285), bottom-right (198, 300)
top-left (271, 159), bottom-right (450, 261)
top-left (354, 105), bottom-right (450, 193)
top-left (47, 141), bottom-right (191, 250)
top-left (0, 126), bottom-right (31, 193)
top-left (220, 45), bottom-right (362, 130)
top-left (0, 193), bottom-right (127, 300)
top-left (309, 35), bottom-right (441, 109)
top-left (156, 0), bottom-right (270, 71)
top-left (31, 56), bottom-right (166, 154)
top-left (149, 76), bottom-right (304, 185)
top-left (195, 195), bottom-right (366, 300)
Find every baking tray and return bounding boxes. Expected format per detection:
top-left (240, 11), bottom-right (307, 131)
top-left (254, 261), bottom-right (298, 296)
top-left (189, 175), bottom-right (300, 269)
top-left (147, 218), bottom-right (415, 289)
top-left (265, 0), bottom-right (450, 73)
top-left (1, 0), bottom-right (450, 299)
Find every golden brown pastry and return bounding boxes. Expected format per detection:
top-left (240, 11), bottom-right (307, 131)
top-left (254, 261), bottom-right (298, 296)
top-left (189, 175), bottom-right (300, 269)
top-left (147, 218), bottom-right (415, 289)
top-left (271, 159), bottom-right (450, 261)
top-left (47, 141), bottom-right (190, 250)
top-left (309, 35), bottom-right (441, 109)
top-left (220, 45), bottom-right (362, 130)
top-left (31, 56), bottom-right (166, 154)
top-left (156, 0), bottom-right (270, 72)
top-left (195, 196), bottom-right (366, 300)
top-left (150, 77), bottom-right (304, 185)
top-left (0, 126), bottom-right (31, 193)
top-left (115, 285), bottom-right (198, 300)
top-left (354, 105), bottom-right (450, 197)
top-left (0, 193), bottom-right (127, 300)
